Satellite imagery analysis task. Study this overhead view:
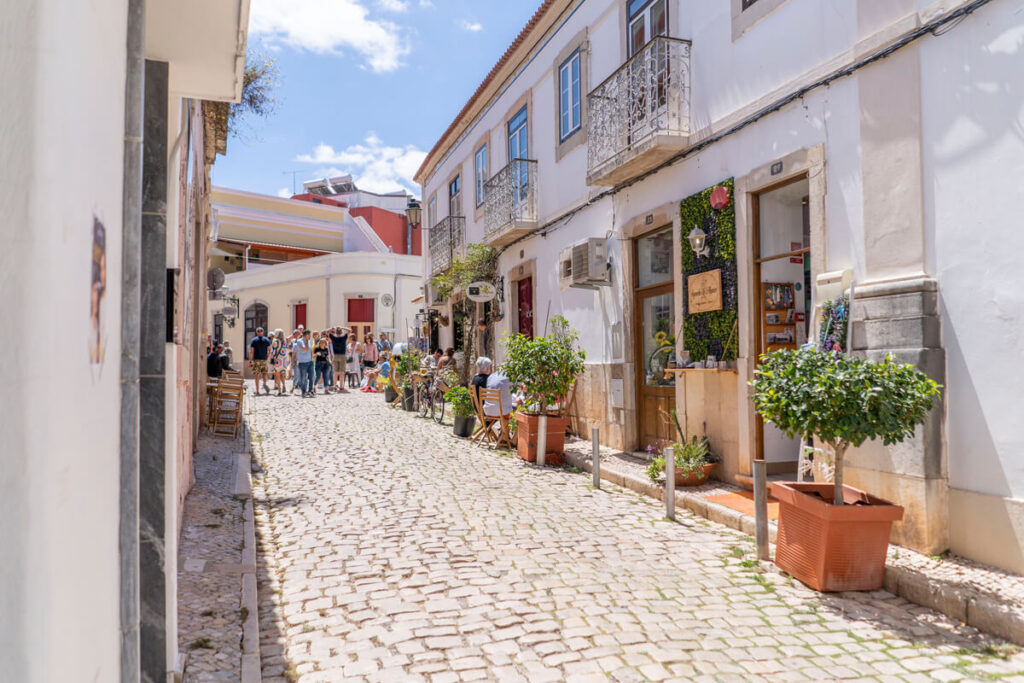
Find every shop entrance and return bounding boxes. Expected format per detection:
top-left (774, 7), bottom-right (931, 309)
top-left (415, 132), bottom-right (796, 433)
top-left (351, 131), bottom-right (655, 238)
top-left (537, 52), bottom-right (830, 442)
top-left (633, 225), bottom-right (676, 451)
top-left (753, 176), bottom-right (811, 470)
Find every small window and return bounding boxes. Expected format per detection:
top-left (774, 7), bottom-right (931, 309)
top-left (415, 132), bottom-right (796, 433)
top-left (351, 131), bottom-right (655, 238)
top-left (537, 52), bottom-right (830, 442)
top-left (558, 50), bottom-right (582, 141)
top-left (427, 197), bottom-right (437, 228)
top-left (474, 145), bottom-right (488, 207)
top-left (448, 175), bottom-right (462, 217)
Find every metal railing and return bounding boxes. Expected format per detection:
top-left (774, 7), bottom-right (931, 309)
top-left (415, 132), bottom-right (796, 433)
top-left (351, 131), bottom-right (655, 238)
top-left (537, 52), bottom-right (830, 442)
top-left (587, 36), bottom-right (692, 181)
top-left (429, 215), bottom-right (465, 276)
top-left (484, 158), bottom-right (537, 241)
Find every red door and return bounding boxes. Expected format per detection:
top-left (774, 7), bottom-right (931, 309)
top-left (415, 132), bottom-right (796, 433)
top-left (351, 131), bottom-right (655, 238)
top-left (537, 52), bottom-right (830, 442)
top-left (517, 277), bottom-right (534, 339)
top-left (294, 303), bottom-right (307, 329)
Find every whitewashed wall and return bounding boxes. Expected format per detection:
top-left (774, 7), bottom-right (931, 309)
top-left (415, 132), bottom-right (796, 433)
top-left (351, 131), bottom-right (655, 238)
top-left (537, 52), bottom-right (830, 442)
top-left (0, 0), bottom-right (127, 679)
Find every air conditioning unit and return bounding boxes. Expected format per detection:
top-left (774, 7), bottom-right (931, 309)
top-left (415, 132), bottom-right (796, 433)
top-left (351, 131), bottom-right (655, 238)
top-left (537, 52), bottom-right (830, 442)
top-left (570, 238), bottom-right (610, 288)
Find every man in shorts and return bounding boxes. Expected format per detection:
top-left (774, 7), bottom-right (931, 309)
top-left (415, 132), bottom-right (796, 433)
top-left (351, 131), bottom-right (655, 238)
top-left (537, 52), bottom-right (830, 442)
top-left (248, 326), bottom-right (273, 395)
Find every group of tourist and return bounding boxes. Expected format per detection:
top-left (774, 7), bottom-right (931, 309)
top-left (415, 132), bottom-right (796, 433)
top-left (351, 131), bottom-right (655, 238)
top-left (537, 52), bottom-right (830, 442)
top-left (206, 325), bottom-right (393, 398)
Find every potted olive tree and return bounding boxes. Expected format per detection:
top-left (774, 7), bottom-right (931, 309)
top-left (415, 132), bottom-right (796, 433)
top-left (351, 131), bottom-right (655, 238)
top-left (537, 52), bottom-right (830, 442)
top-left (503, 316), bottom-right (586, 465)
top-left (750, 348), bottom-right (940, 592)
top-left (445, 386), bottom-right (475, 438)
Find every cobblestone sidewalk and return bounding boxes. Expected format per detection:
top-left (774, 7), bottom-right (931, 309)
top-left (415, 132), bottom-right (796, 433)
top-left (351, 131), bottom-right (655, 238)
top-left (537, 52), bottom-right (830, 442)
top-left (249, 388), bottom-right (1024, 682)
top-left (177, 433), bottom-right (248, 682)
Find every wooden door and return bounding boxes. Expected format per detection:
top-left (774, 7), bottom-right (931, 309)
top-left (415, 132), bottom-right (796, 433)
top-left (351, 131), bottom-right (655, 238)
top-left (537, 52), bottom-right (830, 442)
top-left (634, 225), bottom-right (675, 451)
top-left (517, 277), bottom-right (534, 339)
top-left (294, 303), bottom-right (306, 330)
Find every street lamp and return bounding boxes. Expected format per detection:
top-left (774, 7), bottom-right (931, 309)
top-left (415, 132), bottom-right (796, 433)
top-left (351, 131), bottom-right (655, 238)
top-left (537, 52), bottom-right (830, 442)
top-left (688, 225), bottom-right (710, 258)
top-left (405, 199), bottom-right (422, 229)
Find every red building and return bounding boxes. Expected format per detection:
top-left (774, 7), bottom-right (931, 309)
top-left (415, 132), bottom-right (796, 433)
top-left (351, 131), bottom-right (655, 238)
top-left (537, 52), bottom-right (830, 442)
top-left (349, 205), bottom-right (422, 256)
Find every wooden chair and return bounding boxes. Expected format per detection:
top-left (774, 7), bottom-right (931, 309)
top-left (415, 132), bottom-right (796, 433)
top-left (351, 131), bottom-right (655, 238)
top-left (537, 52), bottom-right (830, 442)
top-left (388, 370), bottom-right (403, 408)
top-left (469, 388), bottom-right (498, 446)
top-left (479, 388), bottom-right (512, 449)
top-left (211, 378), bottom-right (244, 438)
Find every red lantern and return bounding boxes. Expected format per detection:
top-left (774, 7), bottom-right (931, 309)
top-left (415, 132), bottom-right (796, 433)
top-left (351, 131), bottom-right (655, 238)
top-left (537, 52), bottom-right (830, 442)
top-left (710, 186), bottom-right (730, 210)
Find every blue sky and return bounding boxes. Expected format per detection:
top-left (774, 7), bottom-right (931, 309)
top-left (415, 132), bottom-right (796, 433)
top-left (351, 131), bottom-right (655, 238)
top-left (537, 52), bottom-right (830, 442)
top-left (211, 0), bottom-right (541, 199)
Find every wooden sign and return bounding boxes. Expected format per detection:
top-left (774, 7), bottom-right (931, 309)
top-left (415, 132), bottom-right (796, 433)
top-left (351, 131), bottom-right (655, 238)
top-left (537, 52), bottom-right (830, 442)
top-left (688, 269), bottom-right (723, 314)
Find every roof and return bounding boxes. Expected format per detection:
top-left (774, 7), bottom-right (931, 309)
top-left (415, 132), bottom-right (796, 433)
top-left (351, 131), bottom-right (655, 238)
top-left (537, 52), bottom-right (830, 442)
top-left (413, 0), bottom-right (561, 185)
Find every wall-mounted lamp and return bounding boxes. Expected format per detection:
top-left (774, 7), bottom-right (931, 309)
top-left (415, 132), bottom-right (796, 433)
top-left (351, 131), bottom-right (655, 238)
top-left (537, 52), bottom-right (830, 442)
top-left (688, 225), bottom-right (710, 258)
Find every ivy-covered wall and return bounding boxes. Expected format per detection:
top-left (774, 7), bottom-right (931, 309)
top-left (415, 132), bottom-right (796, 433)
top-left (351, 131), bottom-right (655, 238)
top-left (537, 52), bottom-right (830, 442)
top-left (680, 178), bottom-right (738, 362)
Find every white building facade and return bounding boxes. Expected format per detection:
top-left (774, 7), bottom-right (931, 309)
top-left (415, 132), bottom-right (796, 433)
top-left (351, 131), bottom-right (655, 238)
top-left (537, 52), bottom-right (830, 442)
top-left (417, 0), bottom-right (1024, 573)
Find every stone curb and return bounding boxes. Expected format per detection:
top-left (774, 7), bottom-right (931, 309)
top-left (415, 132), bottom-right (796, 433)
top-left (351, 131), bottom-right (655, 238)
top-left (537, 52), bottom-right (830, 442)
top-left (234, 445), bottom-right (262, 683)
top-left (563, 450), bottom-right (1024, 646)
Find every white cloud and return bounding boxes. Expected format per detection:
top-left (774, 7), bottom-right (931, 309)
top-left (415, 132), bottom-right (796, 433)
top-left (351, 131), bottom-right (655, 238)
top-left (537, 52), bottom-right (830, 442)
top-left (418, 0), bottom-right (434, 7)
top-left (249, 0), bottom-right (410, 73)
top-left (295, 135), bottom-right (427, 196)
top-left (277, 188), bottom-right (292, 198)
top-left (458, 19), bottom-right (483, 32)
top-left (379, 0), bottom-right (408, 12)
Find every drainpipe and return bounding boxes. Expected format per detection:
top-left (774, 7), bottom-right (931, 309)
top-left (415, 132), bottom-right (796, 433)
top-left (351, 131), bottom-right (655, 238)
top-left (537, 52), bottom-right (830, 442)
top-left (119, 0), bottom-right (145, 679)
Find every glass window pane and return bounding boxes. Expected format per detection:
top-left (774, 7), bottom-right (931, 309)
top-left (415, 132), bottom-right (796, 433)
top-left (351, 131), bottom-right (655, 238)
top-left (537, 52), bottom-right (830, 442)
top-left (641, 293), bottom-right (675, 387)
top-left (637, 227), bottom-right (673, 287)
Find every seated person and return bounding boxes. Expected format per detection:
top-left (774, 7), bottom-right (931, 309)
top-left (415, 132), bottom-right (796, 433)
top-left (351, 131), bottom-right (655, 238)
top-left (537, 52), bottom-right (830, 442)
top-left (484, 368), bottom-right (517, 418)
top-left (471, 356), bottom-right (492, 402)
top-left (362, 353), bottom-right (390, 392)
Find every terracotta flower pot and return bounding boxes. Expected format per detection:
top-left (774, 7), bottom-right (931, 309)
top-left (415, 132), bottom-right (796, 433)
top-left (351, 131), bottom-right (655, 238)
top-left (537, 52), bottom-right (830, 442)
top-left (515, 413), bottom-right (569, 465)
top-left (770, 482), bottom-right (904, 592)
top-left (675, 463), bottom-right (716, 486)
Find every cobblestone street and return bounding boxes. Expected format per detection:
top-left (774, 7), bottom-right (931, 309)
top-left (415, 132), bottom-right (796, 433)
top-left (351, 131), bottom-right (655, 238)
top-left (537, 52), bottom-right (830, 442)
top-left (249, 389), bottom-right (1024, 682)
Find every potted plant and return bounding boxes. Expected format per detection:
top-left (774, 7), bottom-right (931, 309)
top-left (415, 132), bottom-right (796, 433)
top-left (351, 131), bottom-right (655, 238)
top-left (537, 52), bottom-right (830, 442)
top-left (503, 316), bottom-right (586, 465)
top-left (445, 386), bottom-right (475, 438)
top-left (750, 348), bottom-right (941, 592)
top-left (646, 410), bottom-right (716, 485)
top-left (394, 349), bottom-right (422, 412)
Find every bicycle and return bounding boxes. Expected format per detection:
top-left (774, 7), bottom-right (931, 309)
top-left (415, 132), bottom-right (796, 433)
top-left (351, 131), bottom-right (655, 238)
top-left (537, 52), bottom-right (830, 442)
top-left (416, 371), bottom-right (447, 424)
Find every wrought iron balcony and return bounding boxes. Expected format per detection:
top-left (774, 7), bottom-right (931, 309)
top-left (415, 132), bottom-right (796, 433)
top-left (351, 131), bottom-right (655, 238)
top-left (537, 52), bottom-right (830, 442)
top-left (484, 158), bottom-right (538, 247)
top-left (429, 215), bottom-right (465, 277)
top-left (587, 36), bottom-right (692, 187)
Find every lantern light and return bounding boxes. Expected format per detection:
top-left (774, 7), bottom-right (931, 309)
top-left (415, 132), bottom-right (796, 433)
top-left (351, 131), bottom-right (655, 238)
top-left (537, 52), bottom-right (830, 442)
top-left (688, 225), bottom-right (710, 258)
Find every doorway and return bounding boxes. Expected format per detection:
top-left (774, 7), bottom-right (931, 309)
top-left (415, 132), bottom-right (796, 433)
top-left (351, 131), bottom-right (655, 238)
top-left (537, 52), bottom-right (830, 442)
top-left (633, 225), bottom-right (675, 451)
top-left (753, 176), bottom-right (811, 469)
top-left (516, 276), bottom-right (534, 339)
top-left (293, 302), bottom-right (307, 330)
top-left (347, 298), bottom-right (375, 342)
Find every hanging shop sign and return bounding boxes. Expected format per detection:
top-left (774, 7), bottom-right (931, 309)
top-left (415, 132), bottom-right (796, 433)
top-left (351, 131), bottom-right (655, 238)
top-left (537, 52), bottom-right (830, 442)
top-left (466, 281), bottom-right (497, 303)
top-left (688, 269), bottom-right (723, 314)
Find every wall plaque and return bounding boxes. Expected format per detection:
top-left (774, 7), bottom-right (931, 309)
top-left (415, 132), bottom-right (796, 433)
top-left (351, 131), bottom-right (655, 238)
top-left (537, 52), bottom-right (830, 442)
top-left (688, 269), bottom-right (723, 314)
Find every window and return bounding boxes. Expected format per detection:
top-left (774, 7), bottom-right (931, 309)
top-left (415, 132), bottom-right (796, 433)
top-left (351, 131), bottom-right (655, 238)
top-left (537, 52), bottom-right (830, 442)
top-left (449, 175), bottom-right (462, 217)
top-left (628, 0), bottom-right (667, 56)
top-left (474, 145), bottom-right (488, 207)
top-left (427, 197), bottom-right (437, 228)
top-left (741, 0), bottom-right (760, 8)
top-left (559, 50), bottom-right (582, 141)
top-left (508, 106), bottom-right (529, 162)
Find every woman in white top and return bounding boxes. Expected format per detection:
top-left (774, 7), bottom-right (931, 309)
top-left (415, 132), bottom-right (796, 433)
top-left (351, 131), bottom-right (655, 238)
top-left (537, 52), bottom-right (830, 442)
top-left (346, 340), bottom-right (362, 388)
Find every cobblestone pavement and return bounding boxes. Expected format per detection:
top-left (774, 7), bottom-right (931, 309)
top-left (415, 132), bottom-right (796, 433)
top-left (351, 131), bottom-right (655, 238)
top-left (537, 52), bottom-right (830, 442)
top-left (249, 388), bottom-right (1024, 682)
top-left (178, 433), bottom-right (247, 681)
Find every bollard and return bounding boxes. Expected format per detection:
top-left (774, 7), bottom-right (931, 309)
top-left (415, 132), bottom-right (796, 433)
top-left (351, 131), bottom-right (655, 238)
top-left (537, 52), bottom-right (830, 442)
top-left (536, 414), bottom-right (547, 467)
top-left (753, 458), bottom-right (769, 561)
top-left (664, 445), bottom-right (675, 520)
top-left (591, 427), bottom-right (600, 489)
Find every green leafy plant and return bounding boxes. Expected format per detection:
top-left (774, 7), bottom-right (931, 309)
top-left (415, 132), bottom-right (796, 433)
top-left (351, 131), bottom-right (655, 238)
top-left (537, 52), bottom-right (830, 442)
top-left (646, 436), bottom-right (712, 481)
top-left (750, 349), bottom-right (941, 505)
top-left (430, 244), bottom-right (497, 300)
top-left (394, 349), bottom-right (422, 388)
top-left (444, 386), bottom-right (475, 419)
top-left (503, 315), bottom-right (586, 415)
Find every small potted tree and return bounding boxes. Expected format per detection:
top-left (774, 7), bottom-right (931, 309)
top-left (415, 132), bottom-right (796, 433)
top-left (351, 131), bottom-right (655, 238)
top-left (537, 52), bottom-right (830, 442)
top-left (503, 316), bottom-right (586, 465)
top-left (445, 386), bottom-right (475, 438)
top-left (751, 348), bottom-right (941, 592)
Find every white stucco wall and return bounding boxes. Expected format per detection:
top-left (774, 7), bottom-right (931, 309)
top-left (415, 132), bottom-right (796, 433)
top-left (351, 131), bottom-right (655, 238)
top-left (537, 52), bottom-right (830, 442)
top-left (0, 0), bottom-right (127, 679)
top-left (920, 1), bottom-right (1024, 500)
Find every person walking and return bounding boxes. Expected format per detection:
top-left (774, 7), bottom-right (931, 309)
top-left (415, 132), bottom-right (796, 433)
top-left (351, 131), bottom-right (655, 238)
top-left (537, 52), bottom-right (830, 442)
top-left (313, 336), bottom-right (332, 396)
top-left (270, 329), bottom-right (288, 396)
top-left (329, 326), bottom-right (350, 393)
top-left (346, 339), bottom-right (362, 389)
top-left (293, 330), bottom-right (314, 397)
top-left (248, 327), bottom-right (273, 395)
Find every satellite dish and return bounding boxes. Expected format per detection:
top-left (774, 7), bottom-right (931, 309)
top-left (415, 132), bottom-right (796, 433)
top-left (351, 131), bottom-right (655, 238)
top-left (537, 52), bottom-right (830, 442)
top-left (207, 268), bottom-right (225, 291)
top-left (380, 293), bottom-right (395, 307)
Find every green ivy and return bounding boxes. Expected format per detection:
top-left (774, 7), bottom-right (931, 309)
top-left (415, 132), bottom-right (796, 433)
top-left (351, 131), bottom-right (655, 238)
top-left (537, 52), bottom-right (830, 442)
top-left (679, 178), bottom-right (738, 362)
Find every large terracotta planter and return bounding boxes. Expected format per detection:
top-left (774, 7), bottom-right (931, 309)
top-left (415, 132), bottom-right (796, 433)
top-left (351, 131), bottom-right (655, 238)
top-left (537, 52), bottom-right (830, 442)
top-left (770, 482), bottom-right (903, 592)
top-left (674, 463), bottom-right (716, 486)
top-left (516, 413), bottom-right (569, 465)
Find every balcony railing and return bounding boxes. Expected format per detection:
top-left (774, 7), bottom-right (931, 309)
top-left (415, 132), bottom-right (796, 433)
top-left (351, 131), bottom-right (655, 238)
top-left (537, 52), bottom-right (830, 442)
top-left (587, 36), bottom-right (692, 186)
top-left (429, 215), bottom-right (465, 277)
top-left (484, 158), bottom-right (538, 247)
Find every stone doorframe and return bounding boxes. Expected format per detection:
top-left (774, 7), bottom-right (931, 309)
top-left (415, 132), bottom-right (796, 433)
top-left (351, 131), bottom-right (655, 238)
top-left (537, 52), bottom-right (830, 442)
top-left (619, 201), bottom-right (684, 453)
top-left (506, 258), bottom-right (537, 341)
top-left (735, 144), bottom-right (827, 478)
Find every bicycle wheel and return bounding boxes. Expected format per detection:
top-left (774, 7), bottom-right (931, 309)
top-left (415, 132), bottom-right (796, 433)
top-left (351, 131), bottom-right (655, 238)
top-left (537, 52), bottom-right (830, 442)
top-left (418, 385), bottom-right (431, 418)
top-left (431, 389), bottom-right (445, 424)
